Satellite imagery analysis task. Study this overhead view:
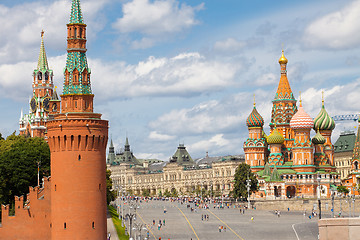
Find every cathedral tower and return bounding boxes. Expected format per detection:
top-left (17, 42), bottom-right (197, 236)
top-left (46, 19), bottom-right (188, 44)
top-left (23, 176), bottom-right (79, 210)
top-left (289, 100), bottom-right (314, 166)
top-left (313, 97), bottom-right (335, 165)
top-left (270, 51), bottom-right (297, 161)
top-left (244, 100), bottom-right (267, 168)
top-left (47, 1), bottom-right (108, 239)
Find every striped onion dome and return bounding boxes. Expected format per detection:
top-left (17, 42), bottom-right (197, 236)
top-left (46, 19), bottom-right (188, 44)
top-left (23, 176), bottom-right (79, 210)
top-left (312, 129), bottom-right (326, 145)
top-left (290, 104), bottom-right (313, 129)
top-left (246, 107), bottom-right (264, 127)
top-left (267, 128), bottom-right (284, 144)
top-left (313, 105), bottom-right (335, 130)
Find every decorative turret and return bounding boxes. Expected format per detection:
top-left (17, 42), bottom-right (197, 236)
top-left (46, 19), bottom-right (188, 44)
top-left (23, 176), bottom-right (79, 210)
top-left (246, 104), bottom-right (264, 128)
top-left (244, 97), bottom-right (268, 169)
top-left (62, 0), bottom-right (92, 113)
top-left (267, 128), bottom-right (285, 145)
top-left (268, 127), bottom-right (285, 166)
top-left (270, 50), bottom-right (297, 158)
top-left (290, 99), bottom-right (314, 166)
top-left (312, 129), bottom-right (326, 145)
top-left (313, 93), bottom-right (335, 165)
top-left (19, 31), bottom-right (56, 139)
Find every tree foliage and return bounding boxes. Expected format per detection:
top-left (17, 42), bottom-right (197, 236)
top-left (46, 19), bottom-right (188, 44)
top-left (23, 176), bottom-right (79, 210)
top-left (0, 134), bottom-right (50, 205)
top-left (106, 169), bottom-right (116, 205)
top-left (337, 185), bottom-right (349, 195)
top-left (231, 163), bottom-right (258, 200)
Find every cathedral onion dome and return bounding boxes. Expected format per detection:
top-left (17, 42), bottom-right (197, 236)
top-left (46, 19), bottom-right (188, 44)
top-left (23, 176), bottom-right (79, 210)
top-left (267, 128), bottom-right (285, 144)
top-left (312, 129), bottom-right (326, 145)
top-left (290, 104), bottom-right (313, 129)
top-left (278, 50), bottom-right (288, 64)
top-left (313, 104), bottom-right (335, 130)
top-left (246, 107), bottom-right (264, 127)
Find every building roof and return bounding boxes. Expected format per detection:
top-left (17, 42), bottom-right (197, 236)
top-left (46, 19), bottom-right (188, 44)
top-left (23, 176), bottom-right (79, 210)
top-left (69, 0), bottom-right (84, 24)
top-left (313, 103), bottom-right (335, 131)
top-left (246, 106), bottom-right (264, 127)
top-left (169, 144), bottom-right (195, 166)
top-left (334, 131), bottom-right (356, 153)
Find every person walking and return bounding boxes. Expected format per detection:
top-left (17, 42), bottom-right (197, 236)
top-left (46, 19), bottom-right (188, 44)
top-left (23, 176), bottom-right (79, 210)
top-left (163, 219), bottom-right (166, 226)
top-left (107, 232), bottom-right (111, 240)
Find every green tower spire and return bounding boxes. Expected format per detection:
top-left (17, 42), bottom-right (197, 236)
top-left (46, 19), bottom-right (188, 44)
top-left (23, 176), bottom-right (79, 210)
top-left (63, 0), bottom-right (92, 95)
top-left (70, 0), bottom-right (84, 24)
top-left (37, 30), bottom-right (49, 72)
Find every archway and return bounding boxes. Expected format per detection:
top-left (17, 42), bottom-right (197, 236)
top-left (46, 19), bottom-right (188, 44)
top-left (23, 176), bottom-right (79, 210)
top-left (286, 186), bottom-right (296, 198)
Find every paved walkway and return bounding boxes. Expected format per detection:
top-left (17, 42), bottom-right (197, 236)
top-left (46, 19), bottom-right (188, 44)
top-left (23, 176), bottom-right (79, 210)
top-left (107, 210), bottom-right (120, 240)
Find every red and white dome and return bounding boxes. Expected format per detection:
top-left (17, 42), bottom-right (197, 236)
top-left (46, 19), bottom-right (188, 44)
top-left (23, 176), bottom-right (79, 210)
top-left (290, 104), bottom-right (313, 129)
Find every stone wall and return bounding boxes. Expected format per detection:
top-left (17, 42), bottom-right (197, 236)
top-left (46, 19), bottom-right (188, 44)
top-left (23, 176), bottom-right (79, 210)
top-left (319, 218), bottom-right (360, 240)
top-left (253, 198), bottom-right (359, 214)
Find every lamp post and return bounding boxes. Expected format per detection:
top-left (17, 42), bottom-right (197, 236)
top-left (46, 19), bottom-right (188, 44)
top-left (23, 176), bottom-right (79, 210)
top-left (331, 190), bottom-right (335, 218)
top-left (133, 223), bottom-right (147, 240)
top-left (246, 177), bottom-right (251, 209)
top-left (126, 202), bottom-right (138, 239)
top-left (317, 174), bottom-right (322, 219)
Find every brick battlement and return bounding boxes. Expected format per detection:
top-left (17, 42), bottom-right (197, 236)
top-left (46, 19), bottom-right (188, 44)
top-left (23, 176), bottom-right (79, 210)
top-left (0, 177), bottom-right (51, 239)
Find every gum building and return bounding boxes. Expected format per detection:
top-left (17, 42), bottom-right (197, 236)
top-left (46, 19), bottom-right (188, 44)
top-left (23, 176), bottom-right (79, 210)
top-left (0, 1), bottom-right (108, 239)
top-left (244, 51), bottom-right (341, 199)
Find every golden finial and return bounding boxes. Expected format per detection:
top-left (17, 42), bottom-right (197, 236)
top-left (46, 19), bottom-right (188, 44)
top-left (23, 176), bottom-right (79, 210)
top-left (253, 94), bottom-right (256, 107)
top-left (41, 30), bottom-right (44, 38)
top-left (299, 91), bottom-right (302, 107)
top-left (55, 86), bottom-right (57, 90)
top-left (279, 49), bottom-right (288, 64)
top-left (321, 90), bottom-right (324, 106)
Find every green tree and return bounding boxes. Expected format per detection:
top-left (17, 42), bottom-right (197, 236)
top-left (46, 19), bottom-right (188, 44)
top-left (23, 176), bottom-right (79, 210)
top-left (106, 170), bottom-right (116, 205)
top-left (231, 163), bottom-right (258, 200)
top-left (163, 189), bottom-right (171, 197)
top-left (0, 135), bottom-right (50, 205)
top-left (170, 187), bottom-right (178, 197)
top-left (337, 185), bottom-right (349, 196)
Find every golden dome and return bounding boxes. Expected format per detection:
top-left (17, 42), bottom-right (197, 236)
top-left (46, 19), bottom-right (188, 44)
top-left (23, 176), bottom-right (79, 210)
top-left (278, 50), bottom-right (288, 64)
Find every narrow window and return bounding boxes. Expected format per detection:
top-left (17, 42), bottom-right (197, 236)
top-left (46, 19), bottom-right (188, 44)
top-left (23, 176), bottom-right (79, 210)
top-left (55, 185), bottom-right (57, 191)
top-left (78, 154), bottom-right (81, 161)
top-left (92, 222), bottom-right (95, 229)
top-left (64, 222), bottom-right (66, 229)
top-left (74, 27), bottom-right (77, 38)
top-left (99, 184), bottom-right (101, 190)
top-left (75, 101), bottom-right (77, 108)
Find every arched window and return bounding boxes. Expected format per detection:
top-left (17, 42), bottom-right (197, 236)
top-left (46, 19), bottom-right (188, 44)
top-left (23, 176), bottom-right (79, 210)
top-left (355, 161), bottom-right (359, 170)
top-left (74, 27), bottom-right (77, 38)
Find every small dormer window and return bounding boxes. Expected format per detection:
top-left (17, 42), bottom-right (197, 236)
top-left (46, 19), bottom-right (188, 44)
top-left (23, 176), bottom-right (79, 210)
top-left (38, 72), bottom-right (42, 80)
top-left (45, 72), bottom-right (49, 80)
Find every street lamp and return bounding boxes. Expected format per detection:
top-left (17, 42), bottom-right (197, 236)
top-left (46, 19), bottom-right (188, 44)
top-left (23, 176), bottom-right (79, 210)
top-left (125, 202), bottom-right (139, 239)
top-left (317, 174), bottom-right (322, 219)
top-left (246, 177), bottom-right (251, 209)
top-left (133, 223), bottom-right (147, 240)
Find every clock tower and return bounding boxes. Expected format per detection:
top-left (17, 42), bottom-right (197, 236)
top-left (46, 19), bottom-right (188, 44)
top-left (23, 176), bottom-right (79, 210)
top-left (19, 31), bottom-right (58, 138)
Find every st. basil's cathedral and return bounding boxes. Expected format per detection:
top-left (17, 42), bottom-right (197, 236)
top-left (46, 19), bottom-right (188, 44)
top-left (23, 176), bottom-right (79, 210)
top-left (244, 51), bottom-right (341, 199)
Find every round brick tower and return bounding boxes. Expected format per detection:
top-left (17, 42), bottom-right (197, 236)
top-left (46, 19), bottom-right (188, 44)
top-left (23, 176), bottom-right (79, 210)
top-left (47, 1), bottom-right (108, 239)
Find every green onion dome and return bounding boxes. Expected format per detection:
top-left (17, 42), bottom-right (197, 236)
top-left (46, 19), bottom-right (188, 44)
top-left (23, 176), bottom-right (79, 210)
top-left (246, 107), bottom-right (264, 127)
top-left (312, 129), bottom-right (326, 145)
top-left (267, 128), bottom-right (284, 144)
top-left (313, 105), bottom-right (335, 130)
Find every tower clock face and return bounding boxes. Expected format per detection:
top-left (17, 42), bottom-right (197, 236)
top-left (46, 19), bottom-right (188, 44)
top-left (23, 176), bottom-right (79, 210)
top-left (42, 97), bottom-right (51, 112)
top-left (30, 97), bottom-right (37, 113)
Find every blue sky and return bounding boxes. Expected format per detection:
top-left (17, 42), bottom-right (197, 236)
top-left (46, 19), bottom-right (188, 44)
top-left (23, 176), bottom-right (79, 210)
top-left (1, 0), bottom-right (360, 160)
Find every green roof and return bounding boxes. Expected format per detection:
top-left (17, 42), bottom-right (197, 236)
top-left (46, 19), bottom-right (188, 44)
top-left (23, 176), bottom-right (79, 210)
top-left (334, 131), bottom-right (356, 153)
top-left (70, 0), bottom-right (84, 24)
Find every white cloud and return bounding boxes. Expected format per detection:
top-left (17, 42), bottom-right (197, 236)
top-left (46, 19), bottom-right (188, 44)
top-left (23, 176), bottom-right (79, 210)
top-left (149, 131), bottom-right (175, 141)
top-left (189, 134), bottom-right (230, 153)
top-left (0, 0), bottom-right (108, 64)
top-left (113, 0), bottom-right (204, 48)
top-left (89, 52), bottom-right (240, 99)
top-left (303, 0), bottom-right (360, 49)
top-left (254, 73), bottom-right (276, 86)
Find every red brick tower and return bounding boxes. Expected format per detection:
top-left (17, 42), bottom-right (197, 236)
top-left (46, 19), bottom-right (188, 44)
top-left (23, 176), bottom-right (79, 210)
top-left (47, 1), bottom-right (108, 239)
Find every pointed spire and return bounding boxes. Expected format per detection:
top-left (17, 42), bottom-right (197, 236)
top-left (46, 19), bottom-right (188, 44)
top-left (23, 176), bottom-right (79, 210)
top-left (253, 93), bottom-right (256, 107)
top-left (20, 108), bottom-right (23, 121)
top-left (322, 90), bottom-right (325, 106)
top-left (70, 0), bottom-right (84, 24)
top-left (274, 50), bottom-right (294, 101)
top-left (299, 91), bottom-right (302, 107)
top-left (124, 137), bottom-right (130, 151)
top-left (37, 30), bottom-right (49, 72)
